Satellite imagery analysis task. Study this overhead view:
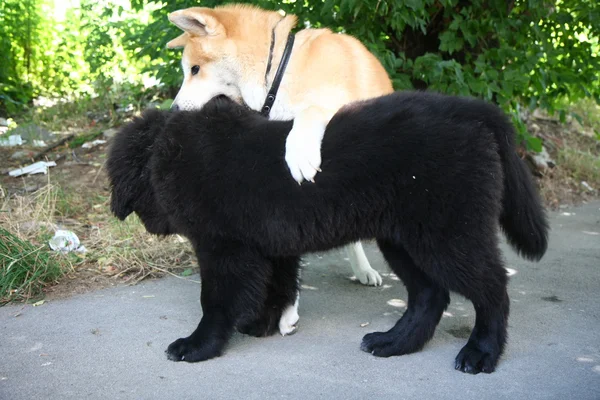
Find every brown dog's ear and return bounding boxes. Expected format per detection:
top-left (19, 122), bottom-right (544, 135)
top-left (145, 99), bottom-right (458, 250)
top-left (167, 33), bottom-right (188, 49)
top-left (168, 8), bottom-right (224, 37)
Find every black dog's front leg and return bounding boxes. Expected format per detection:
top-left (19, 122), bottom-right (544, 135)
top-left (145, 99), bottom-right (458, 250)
top-left (166, 243), bottom-right (272, 362)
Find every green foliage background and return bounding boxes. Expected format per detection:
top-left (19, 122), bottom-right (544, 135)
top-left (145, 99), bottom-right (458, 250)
top-left (1, 0), bottom-right (599, 149)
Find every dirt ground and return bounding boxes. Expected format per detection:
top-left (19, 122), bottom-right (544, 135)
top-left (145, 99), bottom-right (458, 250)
top-left (0, 139), bottom-right (123, 298)
top-left (0, 118), bottom-right (598, 300)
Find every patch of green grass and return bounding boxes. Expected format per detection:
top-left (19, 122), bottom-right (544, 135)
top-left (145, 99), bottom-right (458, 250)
top-left (13, 81), bottom-right (169, 134)
top-left (0, 227), bottom-right (65, 304)
top-left (568, 98), bottom-right (600, 139)
top-left (17, 96), bottom-right (106, 132)
top-left (54, 186), bottom-right (88, 218)
top-left (558, 149), bottom-right (600, 188)
top-left (68, 130), bottom-right (103, 149)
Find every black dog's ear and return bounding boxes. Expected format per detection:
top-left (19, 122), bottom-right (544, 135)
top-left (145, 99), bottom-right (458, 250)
top-left (110, 182), bottom-right (134, 221)
top-left (106, 108), bottom-right (166, 222)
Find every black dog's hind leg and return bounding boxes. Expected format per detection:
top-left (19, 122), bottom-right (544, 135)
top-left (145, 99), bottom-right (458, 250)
top-left (361, 239), bottom-right (450, 356)
top-left (166, 243), bottom-right (272, 362)
top-left (237, 256), bottom-right (301, 337)
top-left (452, 249), bottom-right (509, 374)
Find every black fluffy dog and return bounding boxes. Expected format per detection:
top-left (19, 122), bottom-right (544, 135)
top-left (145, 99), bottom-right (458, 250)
top-left (107, 91), bottom-right (548, 374)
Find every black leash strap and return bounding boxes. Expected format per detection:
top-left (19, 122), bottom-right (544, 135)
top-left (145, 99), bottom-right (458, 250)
top-left (261, 33), bottom-right (295, 117)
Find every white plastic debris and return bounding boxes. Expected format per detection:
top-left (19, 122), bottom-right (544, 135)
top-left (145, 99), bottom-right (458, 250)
top-left (0, 134), bottom-right (23, 147)
top-left (582, 231), bottom-right (599, 236)
top-left (8, 161), bottom-right (57, 177)
top-left (581, 181), bottom-right (595, 192)
top-left (81, 139), bottom-right (107, 149)
top-left (49, 230), bottom-right (87, 253)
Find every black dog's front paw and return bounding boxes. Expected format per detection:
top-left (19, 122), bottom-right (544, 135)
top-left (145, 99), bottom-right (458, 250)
top-left (165, 336), bottom-right (223, 362)
top-left (361, 328), bottom-right (427, 357)
top-left (360, 331), bottom-right (399, 357)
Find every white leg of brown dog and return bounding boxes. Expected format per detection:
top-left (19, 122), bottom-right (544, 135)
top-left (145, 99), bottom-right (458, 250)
top-left (284, 106), bottom-right (329, 184)
top-left (347, 242), bottom-right (382, 286)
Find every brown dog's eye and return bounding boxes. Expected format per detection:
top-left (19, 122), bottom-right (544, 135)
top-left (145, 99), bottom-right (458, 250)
top-left (191, 65), bottom-right (200, 75)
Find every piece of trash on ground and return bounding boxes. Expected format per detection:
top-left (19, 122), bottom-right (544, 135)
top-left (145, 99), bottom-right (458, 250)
top-left (48, 230), bottom-right (87, 253)
top-left (360, 322), bottom-right (370, 327)
top-left (387, 299), bottom-right (407, 308)
top-left (0, 134), bottom-right (23, 146)
top-left (32, 300), bottom-right (45, 307)
top-left (581, 181), bottom-right (595, 192)
top-left (103, 128), bottom-right (118, 139)
top-left (81, 139), bottom-right (107, 149)
top-left (8, 161), bottom-right (56, 177)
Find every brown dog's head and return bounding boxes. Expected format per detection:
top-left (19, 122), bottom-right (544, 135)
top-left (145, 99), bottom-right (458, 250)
top-left (166, 5), bottom-right (296, 111)
top-left (106, 109), bottom-right (175, 235)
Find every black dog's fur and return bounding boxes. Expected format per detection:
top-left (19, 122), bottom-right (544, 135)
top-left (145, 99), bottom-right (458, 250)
top-left (107, 91), bottom-right (548, 374)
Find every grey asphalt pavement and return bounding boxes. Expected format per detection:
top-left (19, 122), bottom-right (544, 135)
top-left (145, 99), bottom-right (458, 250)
top-left (1, 202), bottom-right (600, 400)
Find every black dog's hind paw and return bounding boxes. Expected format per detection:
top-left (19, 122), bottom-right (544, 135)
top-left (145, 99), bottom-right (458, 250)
top-left (237, 318), bottom-right (278, 337)
top-left (454, 341), bottom-right (498, 374)
top-left (165, 337), bottom-right (223, 362)
top-left (237, 307), bottom-right (280, 337)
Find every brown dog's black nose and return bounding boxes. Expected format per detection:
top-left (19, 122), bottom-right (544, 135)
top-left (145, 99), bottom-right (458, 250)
top-left (171, 103), bottom-right (180, 111)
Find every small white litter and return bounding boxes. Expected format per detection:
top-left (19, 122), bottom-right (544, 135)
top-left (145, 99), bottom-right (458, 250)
top-left (581, 181), bottom-right (595, 192)
top-left (0, 134), bottom-right (23, 147)
top-left (8, 161), bottom-right (56, 177)
top-left (49, 230), bottom-right (87, 253)
top-left (81, 139), bottom-right (107, 149)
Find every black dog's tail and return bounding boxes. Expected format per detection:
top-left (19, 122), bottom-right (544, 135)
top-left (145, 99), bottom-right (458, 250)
top-left (487, 109), bottom-right (549, 261)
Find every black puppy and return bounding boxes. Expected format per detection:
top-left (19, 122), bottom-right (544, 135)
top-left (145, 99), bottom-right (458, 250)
top-left (107, 92), bottom-right (548, 374)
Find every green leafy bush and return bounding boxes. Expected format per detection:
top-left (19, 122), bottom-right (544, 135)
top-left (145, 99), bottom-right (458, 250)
top-left (0, 0), bottom-right (164, 117)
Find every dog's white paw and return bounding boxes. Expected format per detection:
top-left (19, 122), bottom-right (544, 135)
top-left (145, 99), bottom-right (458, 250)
top-left (284, 124), bottom-right (324, 184)
top-left (354, 268), bottom-right (383, 286)
top-left (346, 242), bottom-right (382, 286)
top-left (279, 302), bottom-right (300, 336)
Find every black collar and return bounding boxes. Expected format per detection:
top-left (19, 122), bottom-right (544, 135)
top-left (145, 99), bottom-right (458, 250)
top-left (261, 30), bottom-right (295, 117)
